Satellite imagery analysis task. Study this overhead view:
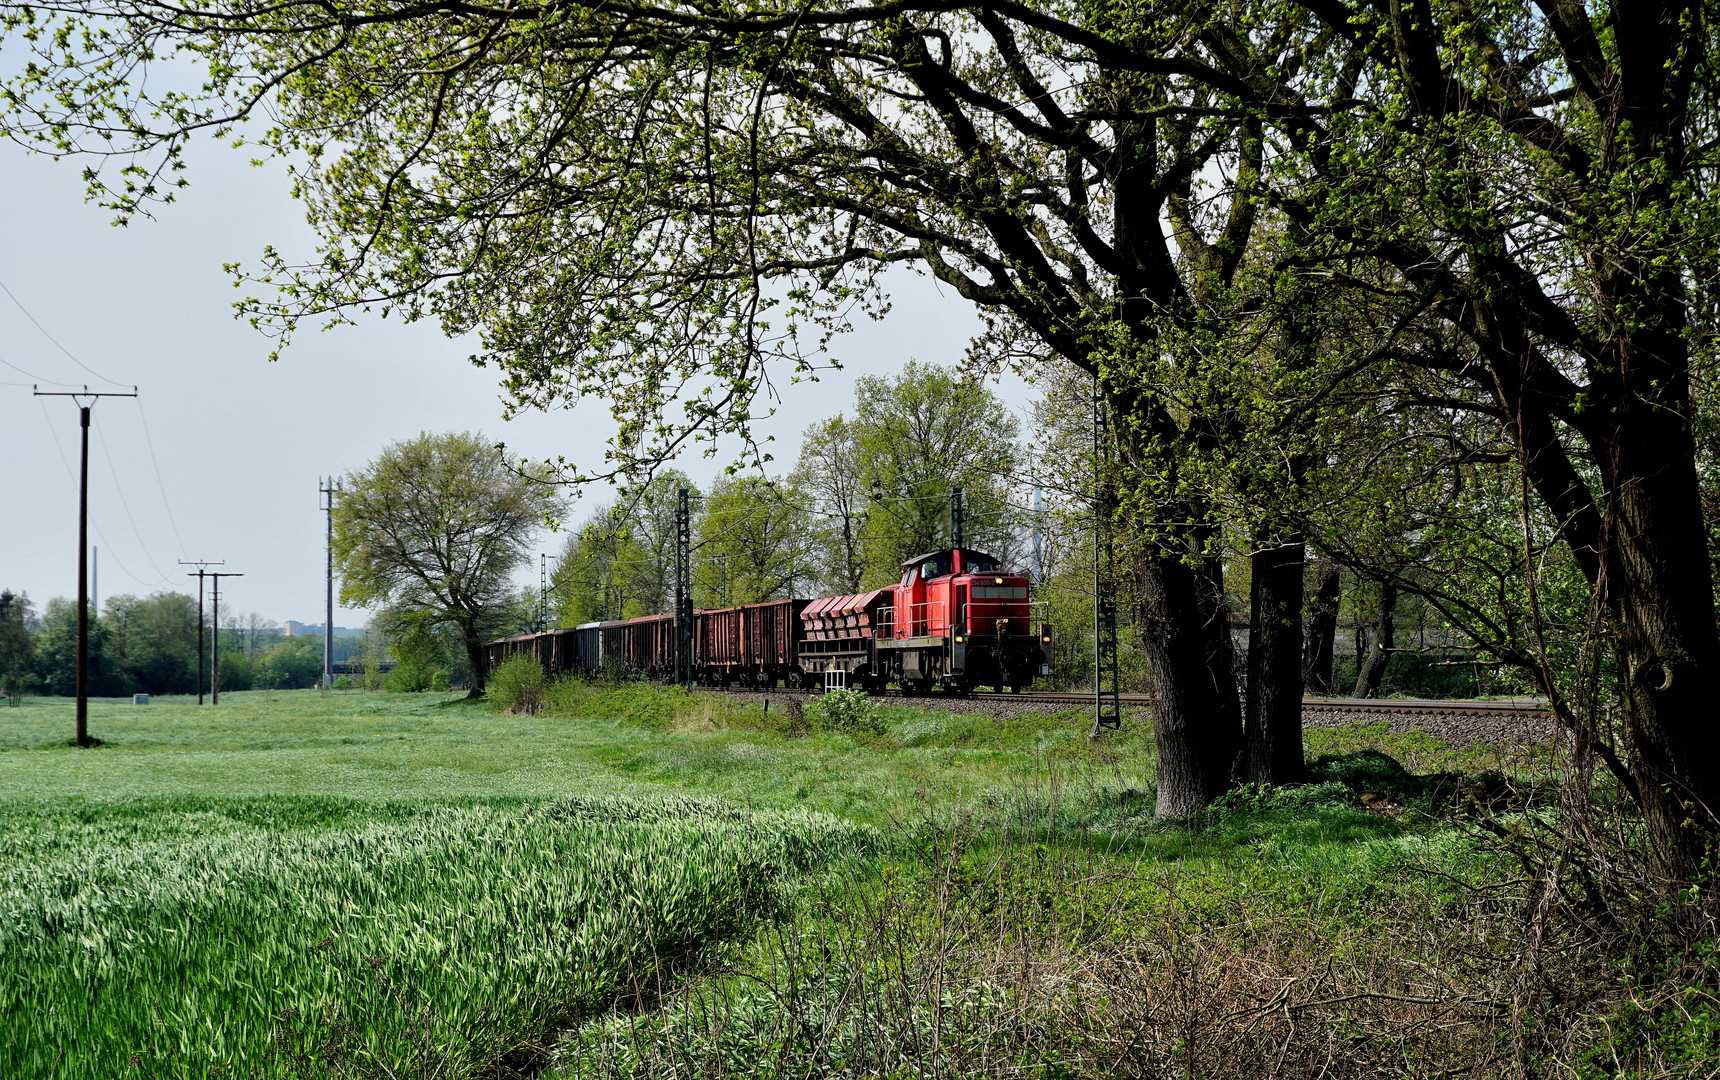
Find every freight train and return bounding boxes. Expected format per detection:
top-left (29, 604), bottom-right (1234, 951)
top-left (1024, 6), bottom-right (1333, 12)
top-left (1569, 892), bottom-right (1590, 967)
top-left (483, 547), bottom-right (1050, 694)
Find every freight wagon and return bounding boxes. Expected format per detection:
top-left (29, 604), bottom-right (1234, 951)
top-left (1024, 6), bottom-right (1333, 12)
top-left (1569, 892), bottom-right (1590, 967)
top-left (694, 598), bottom-right (808, 688)
top-left (601, 614), bottom-right (676, 678)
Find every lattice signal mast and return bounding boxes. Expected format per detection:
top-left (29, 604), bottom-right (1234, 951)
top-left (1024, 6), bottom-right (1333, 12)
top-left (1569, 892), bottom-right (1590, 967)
top-left (320, 477), bottom-right (342, 690)
top-left (1091, 377), bottom-right (1121, 737)
top-left (675, 488), bottom-right (693, 687)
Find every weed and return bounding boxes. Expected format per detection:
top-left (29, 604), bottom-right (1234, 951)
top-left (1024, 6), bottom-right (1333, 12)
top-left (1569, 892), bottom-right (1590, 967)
top-left (488, 655), bottom-right (546, 714)
top-left (805, 688), bottom-right (884, 736)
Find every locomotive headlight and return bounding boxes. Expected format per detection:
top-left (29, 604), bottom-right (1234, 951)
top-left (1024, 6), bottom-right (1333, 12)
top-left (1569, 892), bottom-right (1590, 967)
top-left (954, 634), bottom-right (964, 643)
top-left (995, 577), bottom-right (1004, 584)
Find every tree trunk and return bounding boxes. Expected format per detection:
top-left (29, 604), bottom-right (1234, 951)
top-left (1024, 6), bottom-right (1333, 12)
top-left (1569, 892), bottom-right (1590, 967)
top-left (466, 636), bottom-right (488, 696)
top-left (1303, 562), bottom-right (1340, 694)
top-left (1496, 281), bottom-right (1720, 870)
top-left (1244, 540), bottom-right (1305, 785)
top-left (1137, 548), bottom-right (1241, 817)
top-left (1598, 369), bottom-right (1720, 873)
top-left (1353, 583), bottom-right (1396, 698)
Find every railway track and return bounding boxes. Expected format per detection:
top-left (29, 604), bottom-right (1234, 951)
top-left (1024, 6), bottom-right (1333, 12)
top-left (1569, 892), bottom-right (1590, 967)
top-left (689, 683), bottom-right (1550, 720)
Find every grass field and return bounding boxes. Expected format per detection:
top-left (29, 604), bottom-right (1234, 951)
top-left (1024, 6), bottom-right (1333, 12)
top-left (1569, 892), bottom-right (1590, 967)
top-left (0, 689), bottom-right (1144, 819)
top-left (2, 686), bottom-right (1660, 1078)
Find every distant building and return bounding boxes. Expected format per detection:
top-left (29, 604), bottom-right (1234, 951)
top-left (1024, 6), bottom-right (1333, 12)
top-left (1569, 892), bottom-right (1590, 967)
top-left (284, 622), bottom-right (365, 638)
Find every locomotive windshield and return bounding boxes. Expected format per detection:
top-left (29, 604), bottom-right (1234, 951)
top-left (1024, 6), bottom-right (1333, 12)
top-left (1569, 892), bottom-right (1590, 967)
top-left (901, 549), bottom-right (1008, 580)
top-left (919, 554), bottom-right (952, 579)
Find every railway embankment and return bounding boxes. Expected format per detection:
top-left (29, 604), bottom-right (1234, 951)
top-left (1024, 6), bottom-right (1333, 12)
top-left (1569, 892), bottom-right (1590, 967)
top-left (1300, 701), bottom-right (1557, 748)
top-left (695, 686), bottom-right (1557, 748)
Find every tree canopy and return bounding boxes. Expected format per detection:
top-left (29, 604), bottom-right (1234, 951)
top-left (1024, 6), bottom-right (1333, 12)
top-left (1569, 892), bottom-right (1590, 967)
top-left (333, 431), bottom-right (564, 690)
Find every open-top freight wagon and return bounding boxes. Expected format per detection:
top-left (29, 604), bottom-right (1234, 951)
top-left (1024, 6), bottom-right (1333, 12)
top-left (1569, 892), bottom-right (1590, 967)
top-left (482, 546), bottom-right (1050, 695)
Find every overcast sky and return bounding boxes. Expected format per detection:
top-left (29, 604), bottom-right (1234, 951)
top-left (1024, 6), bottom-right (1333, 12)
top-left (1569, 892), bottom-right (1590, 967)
top-left (1, 139), bottom-right (1035, 626)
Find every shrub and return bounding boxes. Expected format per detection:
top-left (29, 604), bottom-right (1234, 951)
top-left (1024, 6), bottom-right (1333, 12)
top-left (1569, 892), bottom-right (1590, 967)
top-left (217, 652), bottom-right (254, 692)
top-left (430, 669), bottom-right (450, 692)
top-left (808, 688), bottom-right (884, 736)
top-left (488, 655), bottom-right (546, 714)
top-left (383, 658), bottom-right (435, 692)
top-left (331, 676), bottom-right (354, 691)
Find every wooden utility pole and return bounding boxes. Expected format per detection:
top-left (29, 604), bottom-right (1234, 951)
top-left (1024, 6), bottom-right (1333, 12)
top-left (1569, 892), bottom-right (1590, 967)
top-left (206, 572), bottom-right (244, 702)
top-left (35, 385), bottom-right (137, 747)
top-left (181, 561), bottom-right (223, 704)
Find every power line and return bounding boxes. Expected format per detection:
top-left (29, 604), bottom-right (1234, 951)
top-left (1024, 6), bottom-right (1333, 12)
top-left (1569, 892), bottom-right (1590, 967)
top-left (0, 278), bottom-right (129, 387)
top-left (93, 421), bottom-right (170, 585)
top-left (181, 561), bottom-right (224, 705)
top-left (206, 571), bottom-right (244, 704)
top-left (11, 283), bottom-right (188, 576)
top-left (36, 397), bottom-right (74, 479)
top-left (35, 396), bottom-right (157, 588)
top-left (2, 352), bottom-right (78, 386)
top-left (134, 400), bottom-right (189, 559)
top-left (320, 477), bottom-right (341, 691)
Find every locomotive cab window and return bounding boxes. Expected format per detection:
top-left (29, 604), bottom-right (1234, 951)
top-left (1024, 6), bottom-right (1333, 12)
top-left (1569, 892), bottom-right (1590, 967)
top-left (965, 558), bottom-right (996, 573)
top-left (920, 555), bottom-right (951, 579)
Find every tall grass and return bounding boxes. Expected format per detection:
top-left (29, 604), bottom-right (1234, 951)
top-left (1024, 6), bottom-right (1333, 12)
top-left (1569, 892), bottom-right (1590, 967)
top-left (0, 794), bottom-right (877, 1078)
top-left (556, 787), bottom-right (1512, 1079)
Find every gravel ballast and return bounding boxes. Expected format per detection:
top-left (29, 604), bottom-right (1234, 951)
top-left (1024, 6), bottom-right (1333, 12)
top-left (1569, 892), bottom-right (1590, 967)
top-left (705, 690), bottom-right (1556, 748)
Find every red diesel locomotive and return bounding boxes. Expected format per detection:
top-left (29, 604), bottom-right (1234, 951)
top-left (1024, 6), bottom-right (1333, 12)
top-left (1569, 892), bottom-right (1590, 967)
top-left (482, 545), bottom-right (1049, 694)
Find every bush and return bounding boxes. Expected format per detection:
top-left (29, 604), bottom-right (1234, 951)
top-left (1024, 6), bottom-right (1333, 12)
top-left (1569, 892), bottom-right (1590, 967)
top-left (383, 658), bottom-right (435, 692)
top-left (488, 655), bottom-right (546, 714)
top-left (254, 637), bottom-right (324, 689)
top-left (430, 669), bottom-right (450, 692)
top-left (807, 688), bottom-right (884, 736)
top-left (331, 676), bottom-right (354, 691)
top-left (217, 652), bottom-right (254, 692)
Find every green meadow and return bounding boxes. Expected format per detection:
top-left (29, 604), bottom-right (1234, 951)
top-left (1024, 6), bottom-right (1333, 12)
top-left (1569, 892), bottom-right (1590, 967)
top-left (0, 687), bottom-right (1635, 1079)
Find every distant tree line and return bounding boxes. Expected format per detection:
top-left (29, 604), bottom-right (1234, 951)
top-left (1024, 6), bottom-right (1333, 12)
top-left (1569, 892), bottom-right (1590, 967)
top-left (0, 587), bottom-right (363, 700)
